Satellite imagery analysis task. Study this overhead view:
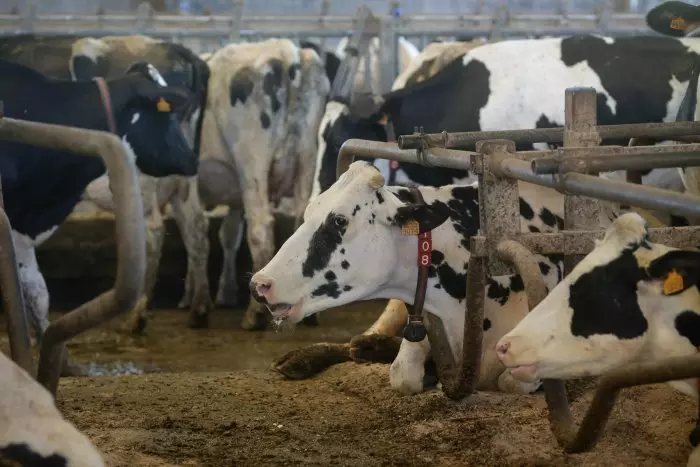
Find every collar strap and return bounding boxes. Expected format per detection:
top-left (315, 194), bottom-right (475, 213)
top-left (403, 185), bottom-right (432, 343)
top-left (93, 77), bottom-right (117, 135)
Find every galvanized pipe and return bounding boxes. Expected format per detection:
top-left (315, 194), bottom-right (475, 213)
top-left (397, 121), bottom-right (700, 150)
top-left (0, 117), bottom-right (145, 397)
top-left (336, 139), bottom-right (476, 179)
top-left (545, 354), bottom-right (700, 453)
top-left (497, 158), bottom-right (700, 220)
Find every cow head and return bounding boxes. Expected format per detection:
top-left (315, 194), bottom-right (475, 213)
top-left (251, 161), bottom-right (449, 323)
top-left (496, 212), bottom-right (700, 383)
top-left (115, 61), bottom-right (198, 177)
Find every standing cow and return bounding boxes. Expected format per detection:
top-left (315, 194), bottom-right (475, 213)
top-left (174, 38), bottom-right (330, 331)
top-left (0, 34), bottom-right (213, 332)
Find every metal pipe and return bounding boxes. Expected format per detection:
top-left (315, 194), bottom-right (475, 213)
top-left (336, 139), bottom-right (476, 178)
top-left (0, 118), bottom-right (145, 397)
top-left (545, 354), bottom-right (700, 453)
top-left (425, 254), bottom-right (486, 400)
top-left (0, 207), bottom-right (32, 375)
top-left (532, 145), bottom-right (700, 175)
top-left (398, 121), bottom-right (700, 150)
top-left (497, 158), bottom-right (700, 220)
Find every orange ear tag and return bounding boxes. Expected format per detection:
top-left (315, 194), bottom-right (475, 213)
top-left (663, 269), bottom-right (684, 295)
top-left (671, 16), bottom-right (688, 31)
top-left (156, 98), bottom-right (171, 112)
top-left (401, 219), bottom-right (420, 236)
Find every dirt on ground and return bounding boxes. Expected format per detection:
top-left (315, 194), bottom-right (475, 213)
top-left (2, 305), bottom-right (697, 467)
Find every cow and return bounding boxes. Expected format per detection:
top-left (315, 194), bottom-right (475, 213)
top-left (0, 34), bottom-right (213, 332)
top-left (251, 161), bottom-right (600, 395)
top-left (0, 58), bottom-right (198, 354)
top-left (494, 212), bottom-right (700, 465)
top-left (173, 38), bottom-right (330, 331)
top-left (1, 350), bottom-right (105, 466)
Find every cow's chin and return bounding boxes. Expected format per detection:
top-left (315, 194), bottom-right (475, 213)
top-left (268, 302), bottom-right (304, 324)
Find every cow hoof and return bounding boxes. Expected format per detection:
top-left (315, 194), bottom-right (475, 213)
top-left (300, 314), bottom-right (320, 327)
top-left (188, 312), bottom-right (209, 329)
top-left (349, 334), bottom-right (402, 364)
top-left (177, 296), bottom-right (191, 309)
top-left (274, 343), bottom-right (351, 380)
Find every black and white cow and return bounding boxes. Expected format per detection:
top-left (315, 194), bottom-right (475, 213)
top-left (1, 350), bottom-right (105, 466)
top-left (250, 161), bottom-right (579, 395)
top-left (313, 35), bottom-right (700, 201)
top-left (0, 34), bottom-right (213, 332)
top-left (0, 58), bottom-right (197, 345)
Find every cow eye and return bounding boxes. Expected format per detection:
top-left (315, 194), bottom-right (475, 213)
top-left (334, 215), bottom-right (348, 227)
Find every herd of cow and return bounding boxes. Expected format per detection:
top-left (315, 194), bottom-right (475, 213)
top-left (5, 0), bottom-right (700, 464)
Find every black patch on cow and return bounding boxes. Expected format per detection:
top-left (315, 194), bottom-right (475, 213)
top-left (341, 260), bottom-right (350, 270)
top-left (432, 250), bottom-right (445, 264)
top-left (343, 285), bottom-right (353, 292)
top-left (538, 261), bottom-right (551, 276)
top-left (404, 57), bottom-right (438, 87)
top-left (483, 318), bottom-right (492, 331)
top-left (302, 211), bottom-right (347, 278)
top-left (325, 270), bottom-right (336, 281)
top-left (528, 225), bottom-right (540, 233)
top-left (675, 311), bottom-right (700, 347)
top-left (519, 198), bottom-right (535, 221)
top-left (434, 283), bottom-right (442, 289)
top-left (487, 278), bottom-right (510, 306)
top-left (229, 68), bottom-right (255, 106)
top-left (560, 36), bottom-right (700, 145)
top-left (569, 248), bottom-right (648, 339)
top-left (71, 54), bottom-right (98, 80)
top-left (311, 281), bottom-right (341, 299)
top-left (428, 248), bottom-right (467, 301)
top-left (394, 188), bottom-right (415, 204)
top-left (260, 111), bottom-right (271, 129)
top-left (0, 443), bottom-right (67, 467)
top-left (340, 248), bottom-right (346, 254)
top-left (376, 191), bottom-right (384, 204)
top-left (369, 212), bottom-right (376, 225)
top-left (535, 114), bottom-right (563, 149)
top-left (671, 214), bottom-right (690, 227)
top-left (509, 275), bottom-right (524, 293)
top-left (540, 207), bottom-right (559, 229)
top-left (262, 58), bottom-right (284, 113)
top-left (288, 63), bottom-right (300, 82)
top-left (352, 205), bottom-right (361, 216)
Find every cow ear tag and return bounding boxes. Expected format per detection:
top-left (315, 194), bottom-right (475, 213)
top-left (156, 97), bottom-right (171, 112)
top-left (401, 219), bottom-right (420, 236)
top-left (663, 269), bottom-right (684, 295)
top-left (671, 16), bottom-right (688, 31)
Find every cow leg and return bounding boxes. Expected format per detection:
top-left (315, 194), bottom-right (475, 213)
top-left (120, 199), bottom-right (165, 334)
top-left (496, 369), bottom-right (542, 395)
top-left (389, 337), bottom-right (431, 395)
top-left (170, 178), bottom-right (213, 328)
top-left (216, 207), bottom-right (244, 308)
top-left (240, 181), bottom-right (275, 331)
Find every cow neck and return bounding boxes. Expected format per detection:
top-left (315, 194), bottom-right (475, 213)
top-left (401, 185), bottom-right (433, 343)
top-left (93, 77), bottom-right (118, 135)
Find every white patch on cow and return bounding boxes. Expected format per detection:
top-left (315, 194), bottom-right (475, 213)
top-left (131, 112), bottom-right (140, 125)
top-left (120, 135), bottom-right (137, 165)
top-left (467, 38), bottom-right (618, 131)
top-left (13, 227), bottom-right (58, 250)
top-left (146, 63), bottom-right (168, 87)
top-left (0, 350), bottom-right (106, 467)
top-left (311, 101), bottom-right (347, 199)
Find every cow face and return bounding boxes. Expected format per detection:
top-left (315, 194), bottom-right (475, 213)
top-left (250, 161), bottom-right (446, 323)
top-left (496, 212), bottom-right (700, 383)
top-left (117, 61), bottom-right (198, 177)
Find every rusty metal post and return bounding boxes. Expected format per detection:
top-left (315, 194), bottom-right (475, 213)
top-left (0, 117), bottom-right (146, 397)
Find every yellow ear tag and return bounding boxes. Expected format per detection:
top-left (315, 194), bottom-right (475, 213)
top-left (671, 16), bottom-right (688, 31)
top-left (378, 113), bottom-right (389, 126)
top-left (663, 269), bottom-right (685, 295)
top-left (401, 219), bottom-right (420, 236)
top-left (156, 98), bottom-right (171, 112)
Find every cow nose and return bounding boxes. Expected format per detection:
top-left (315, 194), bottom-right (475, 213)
top-left (496, 339), bottom-right (511, 360)
top-left (249, 276), bottom-right (273, 304)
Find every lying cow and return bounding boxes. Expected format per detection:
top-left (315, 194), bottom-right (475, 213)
top-left (0, 59), bottom-right (197, 349)
top-left (1, 350), bottom-right (105, 466)
top-left (174, 38), bottom-right (330, 331)
top-left (0, 34), bottom-right (213, 332)
top-left (495, 212), bottom-right (700, 464)
top-left (250, 161), bottom-right (576, 395)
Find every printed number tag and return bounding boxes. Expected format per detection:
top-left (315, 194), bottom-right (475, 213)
top-left (418, 231), bottom-right (432, 267)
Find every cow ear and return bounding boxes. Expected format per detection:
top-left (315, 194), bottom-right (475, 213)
top-left (71, 55), bottom-right (98, 80)
top-left (646, 250), bottom-right (700, 296)
top-left (646, 1), bottom-right (700, 37)
top-left (394, 203), bottom-right (449, 235)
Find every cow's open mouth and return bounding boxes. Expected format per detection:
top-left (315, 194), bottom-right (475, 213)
top-left (507, 363), bottom-right (539, 382)
top-left (267, 302), bottom-right (302, 321)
